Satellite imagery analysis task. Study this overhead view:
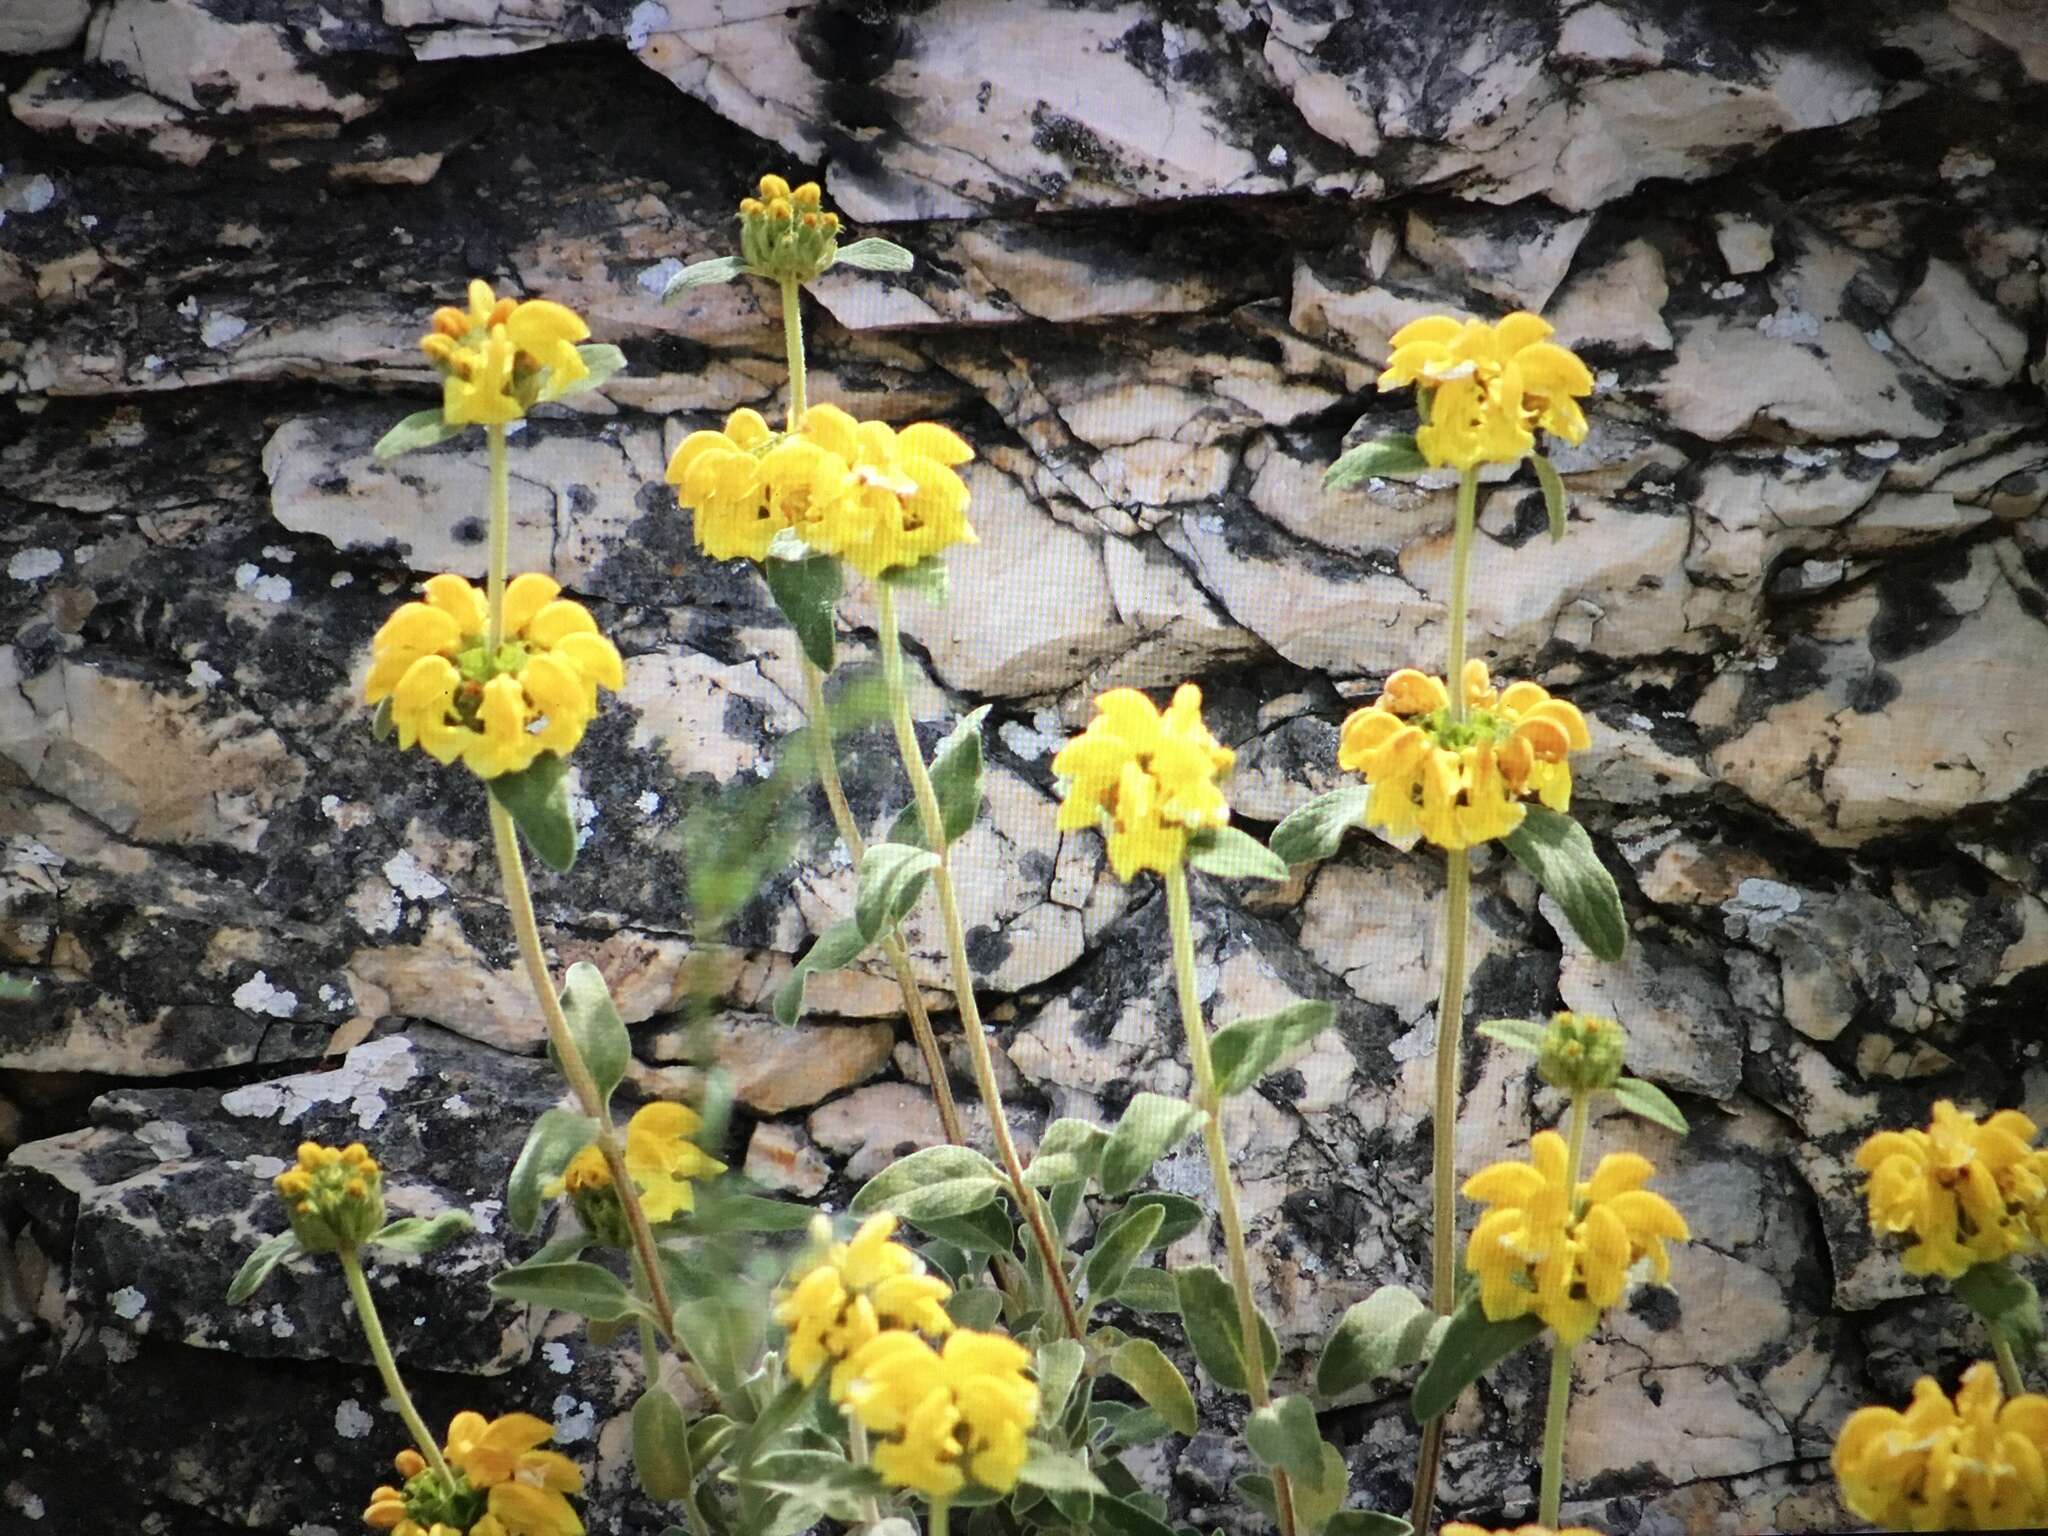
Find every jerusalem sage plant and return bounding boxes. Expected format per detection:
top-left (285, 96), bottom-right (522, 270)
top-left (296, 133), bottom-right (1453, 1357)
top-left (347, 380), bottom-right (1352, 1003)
top-left (217, 172), bottom-right (2048, 1536)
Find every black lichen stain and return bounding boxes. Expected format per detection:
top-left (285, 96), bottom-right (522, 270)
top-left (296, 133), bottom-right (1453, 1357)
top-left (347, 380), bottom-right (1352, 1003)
top-left (1867, 546), bottom-right (1970, 663)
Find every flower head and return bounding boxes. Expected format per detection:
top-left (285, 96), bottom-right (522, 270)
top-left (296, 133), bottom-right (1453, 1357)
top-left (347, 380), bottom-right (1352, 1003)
top-left (1052, 683), bottom-right (1236, 883)
top-left (1833, 1363), bottom-right (2048, 1531)
top-left (1378, 311), bottom-right (1594, 470)
top-left (274, 1140), bottom-right (385, 1253)
top-left (542, 1103), bottom-right (726, 1241)
top-left (1338, 660), bottom-right (1591, 851)
top-left (738, 172), bottom-right (844, 283)
top-left (364, 572), bottom-right (624, 780)
top-left (1538, 1012), bottom-right (1628, 1093)
top-left (1464, 1131), bottom-right (1689, 1344)
top-left (771, 1213), bottom-right (955, 1394)
top-left (665, 402), bottom-right (976, 574)
top-left (839, 1328), bottom-right (1039, 1500)
top-left (363, 1414), bottom-right (584, 1536)
top-left (419, 280), bottom-right (592, 427)
top-left (1855, 1101), bottom-right (2048, 1279)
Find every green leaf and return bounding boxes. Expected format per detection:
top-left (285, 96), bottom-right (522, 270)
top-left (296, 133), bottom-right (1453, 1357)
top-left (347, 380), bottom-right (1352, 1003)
top-left (1410, 1293), bottom-right (1545, 1422)
top-left (1612, 1075), bottom-right (1690, 1135)
top-left (772, 916), bottom-right (869, 1026)
top-left (1175, 1264), bottom-right (1277, 1394)
top-left (1108, 1338), bottom-right (1198, 1437)
top-left (1291, 1442), bottom-right (1352, 1531)
top-left (367, 1211), bottom-right (475, 1258)
top-left (1236, 1474), bottom-right (1280, 1524)
top-left (373, 408), bottom-right (464, 460)
top-left (1084, 1202), bottom-right (1166, 1303)
top-left (762, 553), bottom-right (842, 674)
top-left (488, 752), bottom-right (578, 872)
top-left (1120, 1192), bottom-right (1204, 1248)
top-left (851, 1144), bottom-right (1005, 1223)
top-left (1098, 1093), bottom-right (1205, 1198)
top-left (889, 705), bottom-right (990, 849)
top-left (908, 1199), bottom-right (1017, 1256)
top-left (370, 695), bottom-right (396, 742)
top-left (945, 1286), bottom-right (1006, 1330)
top-left (1325, 434), bottom-right (1428, 489)
top-left (679, 1190), bottom-right (818, 1236)
top-left (1036, 1340), bottom-right (1087, 1426)
top-left (1019, 1444), bottom-right (1106, 1494)
top-left (663, 255), bottom-right (747, 298)
top-left (1093, 1403), bottom-right (1172, 1453)
top-left (1270, 785), bottom-right (1369, 865)
top-left (1091, 1493), bottom-right (1179, 1536)
top-left (1186, 825), bottom-right (1290, 882)
top-left (737, 1451), bottom-right (884, 1522)
top-left (1023, 1117), bottom-right (1110, 1188)
top-left (1210, 1001), bottom-right (1338, 1098)
top-left (1316, 1285), bottom-right (1446, 1401)
top-left (669, 1284), bottom-right (759, 1401)
top-left (490, 1260), bottom-right (646, 1323)
top-left (1475, 1018), bottom-right (1549, 1055)
top-left (832, 237), bottom-right (916, 273)
top-left (554, 962), bottom-right (631, 1112)
top-left (1531, 452), bottom-right (1568, 543)
top-left (507, 1108), bottom-right (599, 1235)
top-left (854, 842), bottom-right (939, 944)
top-left (1324, 1513), bottom-right (1414, 1536)
top-left (1956, 1261), bottom-right (2044, 1358)
top-left (546, 342), bottom-right (626, 400)
top-left (1245, 1395), bottom-right (1324, 1488)
top-left (1503, 806), bottom-right (1627, 962)
top-left (226, 1231), bottom-right (300, 1304)
top-left (886, 555), bottom-right (950, 606)
top-left (632, 1387), bottom-right (696, 1503)
top-left (1114, 1267), bottom-right (1181, 1314)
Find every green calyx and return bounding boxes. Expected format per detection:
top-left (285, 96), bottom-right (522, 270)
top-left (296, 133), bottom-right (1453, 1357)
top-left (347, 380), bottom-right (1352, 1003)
top-left (1537, 1011), bottom-right (1627, 1092)
top-left (403, 1466), bottom-right (485, 1532)
top-left (1423, 706), bottom-right (1510, 752)
top-left (456, 639), bottom-right (534, 685)
top-left (568, 1182), bottom-right (634, 1250)
top-left (740, 204), bottom-right (843, 285)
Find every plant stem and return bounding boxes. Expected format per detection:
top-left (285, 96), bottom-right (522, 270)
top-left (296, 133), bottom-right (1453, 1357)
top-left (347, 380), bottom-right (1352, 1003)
top-left (1410, 465), bottom-right (1483, 1533)
top-left (1167, 864), bottom-right (1298, 1536)
top-left (780, 278), bottom-right (807, 429)
top-left (339, 1246), bottom-right (455, 1490)
top-left (875, 582), bottom-right (1083, 1344)
top-left (802, 658), bottom-right (966, 1147)
top-left (848, 1421), bottom-right (883, 1526)
top-left (1993, 1329), bottom-right (2027, 1398)
top-left (1538, 1091), bottom-right (1593, 1528)
top-left (486, 423), bottom-right (509, 652)
top-left (929, 1499), bottom-right (951, 1536)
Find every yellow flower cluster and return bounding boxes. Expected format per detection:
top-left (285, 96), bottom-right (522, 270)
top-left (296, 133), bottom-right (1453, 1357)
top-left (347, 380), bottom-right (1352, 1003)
top-left (1379, 311), bottom-right (1595, 471)
top-left (772, 1213), bottom-right (956, 1394)
top-left (274, 1140), bottom-right (385, 1254)
top-left (1857, 1101), bottom-right (2048, 1280)
top-left (1833, 1363), bottom-right (2048, 1531)
top-left (542, 1102), bottom-right (726, 1227)
top-left (1052, 683), bottom-right (1236, 883)
top-left (1339, 660), bottom-right (1591, 850)
top-left (364, 573), bottom-right (624, 780)
top-left (1464, 1130), bottom-right (1689, 1344)
top-left (365, 1412), bottom-right (584, 1536)
top-left (419, 280), bottom-right (590, 427)
top-left (665, 403), bottom-right (976, 573)
top-left (738, 173), bottom-right (843, 283)
top-left (840, 1329), bottom-right (1039, 1499)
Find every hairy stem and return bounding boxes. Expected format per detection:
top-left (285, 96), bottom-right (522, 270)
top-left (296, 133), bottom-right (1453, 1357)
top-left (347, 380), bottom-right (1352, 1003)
top-left (1993, 1329), bottom-right (2027, 1398)
top-left (1446, 466), bottom-right (1479, 719)
top-left (801, 658), bottom-right (966, 1146)
top-left (780, 277), bottom-right (806, 429)
top-left (875, 582), bottom-right (1083, 1343)
top-left (485, 423), bottom-right (510, 653)
top-left (1538, 1091), bottom-right (1594, 1526)
top-left (1167, 864), bottom-right (1298, 1536)
top-left (340, 1246), bottom-right (455, 1490)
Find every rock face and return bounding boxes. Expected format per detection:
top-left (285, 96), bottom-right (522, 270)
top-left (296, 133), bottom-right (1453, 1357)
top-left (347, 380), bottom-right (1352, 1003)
top-left (3, 3), bottom-right (2047, 1533)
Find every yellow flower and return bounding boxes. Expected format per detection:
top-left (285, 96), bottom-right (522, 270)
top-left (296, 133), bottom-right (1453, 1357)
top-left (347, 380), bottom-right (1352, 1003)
top-left (664, 407), bottom-right (789, 562)
top-left (1052, 683), bottom-right (1236, 883)
top-left (840, 1328), bottom-right (1039, 1500)
top-left (1463, 1130), bottom-right (1689, 1344)
top-left (771, 1213), bottom-right (955, 1394)
top-left (1833, 1362), bottom-right (2048, 1531)
top-left (1338, 660), bottom-right (1591, 851)
top-left (364, 572), bottom-right (624, 780)
top-left (788, 402), bottom-right (976, 577)
top-left (364, 1415), bottom-right (584, 1536)
top-left (541, 1103), bottom-right (726, 1230)
top-left (1856, 1101), bottom-right (2048, 1279)
top-left (418, 279), bottom-right (592, 427)
top-left (1379, 311), bottom-right (1595, 470)
top-left (273, 1140), bottom-right (385, 1253)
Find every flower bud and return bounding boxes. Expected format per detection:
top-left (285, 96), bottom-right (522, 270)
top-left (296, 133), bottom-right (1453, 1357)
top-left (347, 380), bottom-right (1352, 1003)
top-left (735, 169), bottom-right (844, 284)
top-left (1537, 1011), bottom-right (1627, 1092)
top-left (759, 173), bottom-right (792, 201)
top-left (793, 180), bottom-right (822, 208)
top-left (274, 1140), bottom-right (387, 1253)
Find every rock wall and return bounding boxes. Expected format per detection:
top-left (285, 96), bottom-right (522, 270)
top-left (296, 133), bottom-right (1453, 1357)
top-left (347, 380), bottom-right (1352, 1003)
top-left (4, 2), bottom-right (2047, 1532)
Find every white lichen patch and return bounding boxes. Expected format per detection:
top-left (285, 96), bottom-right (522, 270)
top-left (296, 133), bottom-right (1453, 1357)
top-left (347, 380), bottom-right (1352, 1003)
top-left (221, 1035), bottom-right (416, 1129)
top-left (7, 548), bottom-right (61, 581)
top-left (635, 789), bottom-right (661, 815)
top-left (543, 1341), bottom-right (574, 1374)
top-left (200, 311), bottom-right (249, 348)
top-left (231, 970), bottom-right (299, 1019)
top-left (186, 659), bottom-right (222, 689)
top-left (135, 1121), bottom-right (193, 1162)
top-left (232, 563), bottom-right (291, 603)
top-left (551, 1395), bottom-right (597, 1444)
top-left (469, 1198), bottom-right (501, 1235)
top-left (334, 1400), bottom-right (374, 1440)
top-left (110, 1286), bottom-right (148, 1321)
top-left (381, 849), bottom-right (447, 901)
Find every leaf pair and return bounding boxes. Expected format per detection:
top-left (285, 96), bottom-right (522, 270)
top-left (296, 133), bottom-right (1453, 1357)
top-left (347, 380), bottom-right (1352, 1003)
top-left (225, 1208), bottom-right (478, 1305)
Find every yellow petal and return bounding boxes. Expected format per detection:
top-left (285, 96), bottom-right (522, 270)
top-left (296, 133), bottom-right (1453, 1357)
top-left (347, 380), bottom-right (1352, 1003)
top-left (503, 573), bottom-right (563, 637)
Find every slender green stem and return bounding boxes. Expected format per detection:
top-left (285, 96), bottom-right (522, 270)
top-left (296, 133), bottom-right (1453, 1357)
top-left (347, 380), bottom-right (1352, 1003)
top-left (930, 1499), bottom-right (951, 1536)
top-left (780, 278), bottom-right (807, 429)
top-left (1167, 864), bottom-right (1298, 1536)
top-left (1993, 1330), bottom-right (2027, 1398)
top-left (486, 423), bottom-right (510, 652)
top-left (802, 658), bottom-right (967, 1147)
top-left (1445, 467), bottom-right (1479, 720)
top-left (1538, 1091), bottom-right (1593, 1527)
top-left (340, 1246), bottom-right (455, 1490)
top-left (875, 582), bottom-right (1084, 1343)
